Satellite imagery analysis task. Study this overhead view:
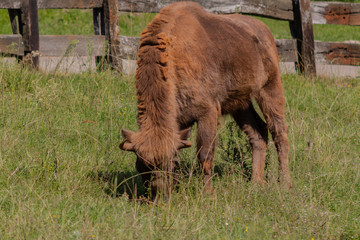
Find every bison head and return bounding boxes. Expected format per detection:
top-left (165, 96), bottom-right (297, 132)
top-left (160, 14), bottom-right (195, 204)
top-left (119, 128), bottom-right (192, 201)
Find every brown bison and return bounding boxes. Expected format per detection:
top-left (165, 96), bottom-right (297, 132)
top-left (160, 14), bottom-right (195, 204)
top-left (120, 2), bottom-right (292, 200)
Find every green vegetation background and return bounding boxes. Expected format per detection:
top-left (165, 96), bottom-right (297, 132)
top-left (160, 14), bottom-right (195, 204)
top-left (0, 2), bottom-right (359, 240)
top-left (0, 5), bottom-right (360, 41)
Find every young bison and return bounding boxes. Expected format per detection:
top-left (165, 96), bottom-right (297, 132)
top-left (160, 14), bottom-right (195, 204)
top-left (120, 2), bottom-right (292, 200)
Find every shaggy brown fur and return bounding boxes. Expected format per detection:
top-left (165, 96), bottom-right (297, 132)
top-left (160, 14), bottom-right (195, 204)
top-left (120, 2), bottom-right (292, 199)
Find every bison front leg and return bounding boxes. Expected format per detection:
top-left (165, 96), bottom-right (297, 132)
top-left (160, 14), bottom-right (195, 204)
top-left (196, 108), bottom-right (218, 194)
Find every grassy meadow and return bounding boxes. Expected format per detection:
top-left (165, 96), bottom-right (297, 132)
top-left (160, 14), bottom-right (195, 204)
top-left (0, 5), bottom-right (360, 240)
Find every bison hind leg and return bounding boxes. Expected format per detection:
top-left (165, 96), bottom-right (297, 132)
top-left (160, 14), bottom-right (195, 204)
top-left (232, 103), bottom-right (268, 185)
top-left (256, 78), bottom-right (293, 188)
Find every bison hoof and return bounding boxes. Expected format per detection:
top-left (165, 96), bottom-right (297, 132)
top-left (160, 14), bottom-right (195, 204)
top-left (251, 177), bottom-right (267, 186)
top-left (203, 184), bottom-right (215, 194)
top-left (279, 177), bottom-right (293, 189)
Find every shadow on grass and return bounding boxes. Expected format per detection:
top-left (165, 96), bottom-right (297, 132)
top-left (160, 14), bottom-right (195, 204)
top-left (91, 161), bottom-right (256, 202)
top-left (91, 170), bottom-right (148, 199)
top-left (92, 143), bottom-right (258, 201)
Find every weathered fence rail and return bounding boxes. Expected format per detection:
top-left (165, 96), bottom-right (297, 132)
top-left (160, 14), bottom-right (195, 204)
top-left (0, 0), bottom-right (359, 76)
top-left (0, 0), bottom-right (103, 9)
top-left (311, 1), bottom-right (360, 25)
top-left (0, 0), bottom-right (120, 70)
top-left (116, 0), bottom-right (295, 20)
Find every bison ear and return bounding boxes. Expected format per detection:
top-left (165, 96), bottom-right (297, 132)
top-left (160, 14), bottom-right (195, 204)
top-left (119, 139), bottom-right (135, 152)
top-left (121, 129), bottom-right (135, 140)
top-left (179, 127), bottom-right (192, 140)
top-left (178, 140), bottom-right (192, 150)
top-left (119, 129), bottom-right (135, 152)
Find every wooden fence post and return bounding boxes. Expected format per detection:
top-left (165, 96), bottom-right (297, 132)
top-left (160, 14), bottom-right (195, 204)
top-left (21, 0), bottom-right (39, 69)
top-left (92, 0), bottom-right (121, 71)
top-left (93, 7), bottom-right (105, 67)
top-left (8, 9), bottom-right (23, 62)
top-left (104, 0), bottom-right (121, 71)
top-left (8, 9), bottom-right (22, 34)
top-left (290, 0), bottom-right (316, 77)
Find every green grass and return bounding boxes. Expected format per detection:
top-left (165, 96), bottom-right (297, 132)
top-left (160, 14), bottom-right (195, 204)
top-left (255, 17), bottom-right (360, 42)
top-left (0, 9), bottom-right (155, 36)
top-left (0, 62), bottom-right (359, 239)
top-left (1, 8), bottom-right (359, 42)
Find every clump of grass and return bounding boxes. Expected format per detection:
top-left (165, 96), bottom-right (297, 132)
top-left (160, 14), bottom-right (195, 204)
top-left (218, 121), bottom-right (253, 180)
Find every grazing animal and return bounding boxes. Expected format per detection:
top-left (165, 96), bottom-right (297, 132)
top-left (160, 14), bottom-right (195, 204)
top-left (120, 1), bottom-right (292, 200)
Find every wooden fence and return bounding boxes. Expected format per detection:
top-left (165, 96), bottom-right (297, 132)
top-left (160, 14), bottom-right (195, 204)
top-left (0, 0), bottom-right (359, 77)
